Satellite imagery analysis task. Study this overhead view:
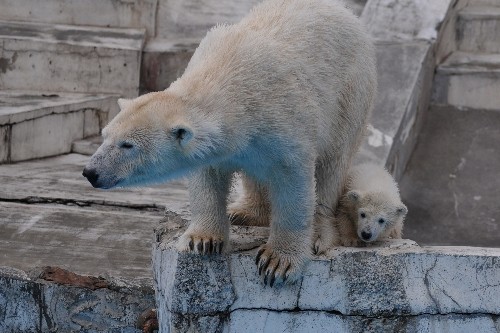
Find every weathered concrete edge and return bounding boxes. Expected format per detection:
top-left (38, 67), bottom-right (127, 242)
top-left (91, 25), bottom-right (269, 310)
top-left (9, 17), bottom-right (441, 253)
top-left (0, 265), bottom-right (155, 333)
top-left (0, 93), bottom-right (119, 126)
top-left (153, 216), bottom-right (500, 320)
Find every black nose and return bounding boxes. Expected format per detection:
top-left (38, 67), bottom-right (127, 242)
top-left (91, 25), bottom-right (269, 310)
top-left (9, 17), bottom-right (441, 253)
top-left (361, 231), bottom-right (372, 241)
top-left (82, 167), bottom-right (99, 185)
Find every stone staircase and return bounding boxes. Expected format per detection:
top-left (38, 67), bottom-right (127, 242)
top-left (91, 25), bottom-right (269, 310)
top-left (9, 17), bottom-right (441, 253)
top-left (433, 1), bottom-right (500, 110)
top-left (400, 0), bottom-right (500, 247)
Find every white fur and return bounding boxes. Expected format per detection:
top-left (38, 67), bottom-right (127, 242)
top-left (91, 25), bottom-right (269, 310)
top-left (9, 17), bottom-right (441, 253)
top-left (85, 0), bottom-right (377, 286)
top-left (316, 163), bottom-right (408, 250)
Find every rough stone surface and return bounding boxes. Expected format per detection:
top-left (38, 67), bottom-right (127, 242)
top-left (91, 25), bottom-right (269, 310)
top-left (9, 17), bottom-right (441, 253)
top-left (360, 0), bottom-right (453, 41)
top-left (400, 105), bottom-right (500, 247)
top-left (153, 213), bottom-right (500, 332)
top-left (0, 269), bottom-right (154, 333)
top-left (228, 310), bottom-right (500, 333)
top-left (0, 20), bottom-right (144, 97)
top-left (457, 6), bottom-right (500, 53)
top-left (0, 0), bottom-right (158, 38)
top-left (432, 52), bottom-right (500, 110)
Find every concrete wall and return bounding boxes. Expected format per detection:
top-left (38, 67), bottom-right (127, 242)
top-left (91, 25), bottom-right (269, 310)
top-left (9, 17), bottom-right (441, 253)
top-left (153, 213), bottom-right (500, 333)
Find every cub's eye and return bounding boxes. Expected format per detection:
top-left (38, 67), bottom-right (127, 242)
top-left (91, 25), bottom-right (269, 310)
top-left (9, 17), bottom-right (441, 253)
top-left (360, 212), bottom-right (366, 218)
top-left (120, 142), bottom-right (134, 149)
top-left (378, 218), bottom-right (385, 224)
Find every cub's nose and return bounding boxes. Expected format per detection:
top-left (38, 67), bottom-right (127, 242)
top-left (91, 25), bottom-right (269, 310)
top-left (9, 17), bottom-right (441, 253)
top-left (361, 231), bottom-right (372, 241)
top-left (82, 167), bottom-right (99, 186)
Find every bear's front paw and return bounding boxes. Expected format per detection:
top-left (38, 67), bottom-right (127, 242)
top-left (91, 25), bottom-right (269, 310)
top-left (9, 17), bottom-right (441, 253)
top-left (177, 232), bottom-right (225, 255)
top-left (255, 243), bottom-right (307, 287)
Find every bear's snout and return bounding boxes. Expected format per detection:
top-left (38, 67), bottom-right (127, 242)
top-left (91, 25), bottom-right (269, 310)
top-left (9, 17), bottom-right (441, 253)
top-left (82, 167), bottom-right (99, 187)
top-left (360, 231), bottom-right (372, 241)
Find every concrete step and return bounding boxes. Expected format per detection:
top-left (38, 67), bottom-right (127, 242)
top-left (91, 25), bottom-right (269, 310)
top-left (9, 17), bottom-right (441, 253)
top-left (0, 0), bottom-right (157, 38)
top-left (432, 51), bottom-right (500, 110)
top-left (457, 6), bottom-right (500, 53)
top-left (0, 20), bottom-right (145, 97)
top-left (141, 38), bottom-right (198, 93)
top-left (71, 135), bottom-right (103, 156)
top-left (0, 90), bottom-right (119, 163)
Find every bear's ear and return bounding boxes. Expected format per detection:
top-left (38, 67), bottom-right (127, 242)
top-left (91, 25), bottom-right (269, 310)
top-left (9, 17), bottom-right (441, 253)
top-left (171, 124), bottom-right (193, 147)
top-left (117, 98), bottom-right (133, 110)
top-left (346, 190), bottom-right (361, 202)
top-left (395, 204), bottom-right (408, 216)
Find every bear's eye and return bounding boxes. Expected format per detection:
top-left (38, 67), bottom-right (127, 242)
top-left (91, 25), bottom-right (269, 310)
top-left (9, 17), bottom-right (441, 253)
top-left (120, 142), bottom-right (134, 149)
top-left (378, 218), bottom-right (385, 224)
top-left (360, 212), bottom-right (366, 218)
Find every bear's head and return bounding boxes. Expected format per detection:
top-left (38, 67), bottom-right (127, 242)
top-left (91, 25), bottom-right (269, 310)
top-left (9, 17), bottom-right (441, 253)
top-left (83, 92), bottom-right (223, 189)
top-left (345, 190), bottom-right (407, 243)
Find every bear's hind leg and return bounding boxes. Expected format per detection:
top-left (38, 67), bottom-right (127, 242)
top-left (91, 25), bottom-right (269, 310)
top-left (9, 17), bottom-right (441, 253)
top-left (177, 167), bottom-right (232, 254)
top-left (228, 174), bottom-right (271, 227)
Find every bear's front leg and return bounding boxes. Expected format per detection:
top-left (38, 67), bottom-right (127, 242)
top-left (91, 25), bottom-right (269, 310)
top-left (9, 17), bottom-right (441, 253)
top-left (177, 167), bottom-right (232, 255)
top-left (255, 169), bottom-right (315, 287)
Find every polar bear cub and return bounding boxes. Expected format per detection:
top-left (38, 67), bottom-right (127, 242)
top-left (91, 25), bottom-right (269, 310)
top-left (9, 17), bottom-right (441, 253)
top-left (83, 0), bottom-right (377, 287)
top-left (335, 163), bottom-right (408, 247)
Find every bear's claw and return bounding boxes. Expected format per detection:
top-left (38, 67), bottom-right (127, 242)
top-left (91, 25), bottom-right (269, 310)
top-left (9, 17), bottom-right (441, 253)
top-left (178, 234), bottom-right (225, 255)
top-left (255, 244), bottom-right (301, 287)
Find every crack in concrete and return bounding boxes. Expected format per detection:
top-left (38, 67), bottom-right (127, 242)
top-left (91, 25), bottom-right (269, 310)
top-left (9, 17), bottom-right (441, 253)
top-left (0, 196), bottom-right (165, 213)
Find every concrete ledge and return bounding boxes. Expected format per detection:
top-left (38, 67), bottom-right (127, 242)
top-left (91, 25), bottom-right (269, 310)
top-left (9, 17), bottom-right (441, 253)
top-left (0, 266), bottom-right (154, 333)
top-left (153, 213), bottom-right (500, 332)
top-left (0, 91), bottom-right (118, 163)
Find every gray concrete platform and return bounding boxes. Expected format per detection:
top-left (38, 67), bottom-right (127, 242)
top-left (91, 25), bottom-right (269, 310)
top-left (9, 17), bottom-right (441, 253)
top-left (400, 105), bottom-right (500, 247)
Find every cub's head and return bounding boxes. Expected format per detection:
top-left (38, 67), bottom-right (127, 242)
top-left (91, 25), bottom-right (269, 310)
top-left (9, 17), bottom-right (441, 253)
top-left (83, 92), bottom-right (221, 189)
top-left (345, 191), bottom-right (407, 243)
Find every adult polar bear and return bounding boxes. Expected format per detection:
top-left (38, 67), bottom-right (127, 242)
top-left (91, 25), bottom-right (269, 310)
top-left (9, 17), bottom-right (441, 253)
top-left (83, 0), bottom-right (377, 286)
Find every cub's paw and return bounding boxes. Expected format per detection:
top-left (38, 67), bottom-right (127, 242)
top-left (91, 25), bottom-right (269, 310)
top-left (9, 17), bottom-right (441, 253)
top-left (177, 232), bottom-right (225, 255)
top-left (255, 243), bottom-right (307, 287)
top-left (228, 207), bottom-right (269, 227)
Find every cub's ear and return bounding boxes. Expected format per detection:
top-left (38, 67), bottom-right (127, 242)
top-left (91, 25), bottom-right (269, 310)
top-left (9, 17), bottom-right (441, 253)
top-left (346, 190), bottom-right (361, 202)
top-left (118, 98), bottom-right (133, 110)
top-left (171, 124), bottom-right (193, 147)
top-left (395, 204), bottom-right (408, 216)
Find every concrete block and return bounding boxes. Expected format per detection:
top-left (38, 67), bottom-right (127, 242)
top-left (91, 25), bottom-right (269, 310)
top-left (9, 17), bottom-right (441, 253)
top-left (457, 6), bottom-right (500, 53)
top-left (11, 111), bottom-right (84, 162)
top-left (0, 0), bottom-right (158, 37)
top-left (0, 267), bottom-right (154, 333)
top-left (141, 40), bottom-right (197, 93)
top-left (355, 40), bottom-right (434, 180)
top-left (0, 91), bottom-right (119, 163)
top-left (432, 52), bottom-right (500, 110)
top-left (71, 135), bottom-right (103, 156)
top-left (228, 310), bottom-right (500, 333)
top-left (0, 126), bottom-right (9, 163)
top-left (153, 212), bottom-right (500, 332)
top-left (83, 109), bottom-right (103, 138)
top-left (0, 21), bottom-right (144, 97)
top-left (155, 0), bottom-right (260, 41)
top-left (361, 0), bottom-right (453, 41)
